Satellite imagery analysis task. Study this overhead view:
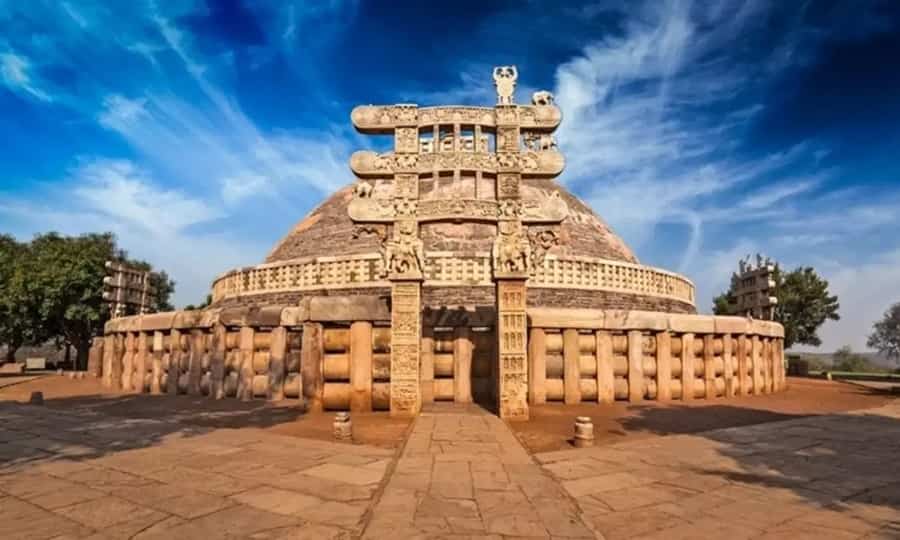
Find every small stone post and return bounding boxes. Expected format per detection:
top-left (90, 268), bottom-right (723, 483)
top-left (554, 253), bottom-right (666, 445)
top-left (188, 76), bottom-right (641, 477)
top-left (752, 335), bottom-right (762, 395)
top-left (210, 324), bottom-right (226, 399)
top-left (333, 412), bottom-right (352, 441)
top-left (704, 334), bottom-right (715, 399)
top-left (723, 334), bottom-right (735, 397)
top-left (573, 416), bottom-right (594, 448)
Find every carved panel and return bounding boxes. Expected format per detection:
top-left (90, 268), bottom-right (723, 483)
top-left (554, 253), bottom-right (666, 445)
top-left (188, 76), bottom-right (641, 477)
top-left (210, 253), bottom-right (696, 305)
top-left (394, 174), bottom-right (418, 199)
top-left (498, 174), bottom-right (520, 199)
top-left (497, 279), bottom-right (528, 420)
top-left (395, 127), bottom-right (418, 154)
top-left (390, 281), bottom-right (421, 415)
top-left (351, 150), bottom-right (564, 178)
top-left (348, 196), bottom-right (567, 224)
top-left (352, 105), bottom-right (561, 131)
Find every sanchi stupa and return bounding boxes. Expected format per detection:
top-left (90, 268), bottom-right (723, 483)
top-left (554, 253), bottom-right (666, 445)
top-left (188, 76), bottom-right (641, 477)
top-left (93, 67), bottom-right (786, 420)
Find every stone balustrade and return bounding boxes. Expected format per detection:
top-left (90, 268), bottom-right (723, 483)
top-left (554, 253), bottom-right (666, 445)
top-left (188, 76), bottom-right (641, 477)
top-left (527, 308), bottom-right (786, 404)
top-left (210, 253), bottom-right (695, 306)
top-left (96, 301), bottom-right (784, 415)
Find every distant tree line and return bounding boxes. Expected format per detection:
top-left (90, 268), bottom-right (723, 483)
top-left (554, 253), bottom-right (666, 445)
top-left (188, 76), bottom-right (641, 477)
top-left (0, 232), bottom-right (174, 369)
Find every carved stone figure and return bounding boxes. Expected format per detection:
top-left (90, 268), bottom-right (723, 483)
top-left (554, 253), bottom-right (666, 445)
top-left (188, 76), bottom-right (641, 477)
top-left (531, 90), bottom-right (554, 106)
top-left (385, 221), bottom-right (425, 278)
top-left (354, 181), bottom-right (373, 198)
top-left (493, 66), bottom-right (518, 105)
top-left (523, 132), bottom-right (557, 152)
top-left (493, 221), bottom-right (531, 275)
top-left (528, 228), bottom-right (559, 272)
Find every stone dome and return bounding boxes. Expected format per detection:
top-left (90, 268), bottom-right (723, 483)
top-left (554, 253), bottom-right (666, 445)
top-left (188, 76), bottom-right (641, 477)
top-left (265, 178), bottom-right (636, 264)
top-left (211, 178), bottom-right (695, 315)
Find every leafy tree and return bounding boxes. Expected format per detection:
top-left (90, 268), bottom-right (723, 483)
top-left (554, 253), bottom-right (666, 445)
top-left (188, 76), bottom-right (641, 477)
top-left (867, 302), bottom-right (900, 362)
top-left (184, 293), bottom-right (212, 311)
top-left (0, 235), bottom-right (40, 362)
top-left (832, 345), bottom-right (872, 372)
top-left (712, 291), bottom-right (735, 316)
top-left (20, 232), bottom-right (175, 369)
top-left (713, 264), bottom-right (840, 349)
top-left (775, 267), bottom-right (840, 349)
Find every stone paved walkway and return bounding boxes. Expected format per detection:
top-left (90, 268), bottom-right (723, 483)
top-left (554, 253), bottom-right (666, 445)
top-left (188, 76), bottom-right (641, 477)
top-left (362, 403), bottom-right (595, 538)
top-left (2, 399), bottom-right (899, 539)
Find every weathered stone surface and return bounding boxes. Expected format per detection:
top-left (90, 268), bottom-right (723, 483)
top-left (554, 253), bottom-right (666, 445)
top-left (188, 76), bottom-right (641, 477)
top-left (309, 296), bottom-right (390, 322)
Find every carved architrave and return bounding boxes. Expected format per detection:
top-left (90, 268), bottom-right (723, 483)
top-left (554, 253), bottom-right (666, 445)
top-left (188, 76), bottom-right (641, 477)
top-left (497, 279), bottom-right (528, 420)
top-left (390, 280), bottom-right (421, 416)
top-left (349, 196), bottom-right (567, 224)
top-left (351, 150), bottom-right (564, 178)
top-left (352, 104), bottom-right (560, 131)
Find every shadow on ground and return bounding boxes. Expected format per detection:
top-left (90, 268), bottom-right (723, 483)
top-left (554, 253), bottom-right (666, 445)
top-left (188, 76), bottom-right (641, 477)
top-left (618, 398), bottom-right (900, 532)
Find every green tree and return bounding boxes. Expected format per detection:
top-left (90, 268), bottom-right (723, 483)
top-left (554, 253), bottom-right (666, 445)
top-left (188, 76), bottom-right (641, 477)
top-left (0, 235), bottom-right (40, 362)
top-left (867, 302), bottom-right (900, 362)
top-left (22, 232), bottom-right (175, 369)
top-left (184, 293), bottom-right (212, 311)
top-left (713, 265), bottom-right (840, 349)
top-left (712, 291), bottom-right (734, 316)
top-left (832, 345), bottom-right (872, 372)
top-left (774, 267), bottom-right (840, 349)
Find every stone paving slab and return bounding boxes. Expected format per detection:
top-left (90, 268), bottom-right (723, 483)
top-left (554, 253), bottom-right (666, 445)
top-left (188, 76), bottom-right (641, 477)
top-left (537, 401), bottom-right (900, 540)
top-left (361, 403), bottom-right (596, 539)
top-left (2, 398), bottom-right (900, 539)
top-left (0, 402), bottom-right (394, 539)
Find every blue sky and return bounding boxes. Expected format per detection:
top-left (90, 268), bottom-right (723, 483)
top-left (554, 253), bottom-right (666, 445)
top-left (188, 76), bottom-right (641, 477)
top-left (1, 0), bottom-right (898, 352)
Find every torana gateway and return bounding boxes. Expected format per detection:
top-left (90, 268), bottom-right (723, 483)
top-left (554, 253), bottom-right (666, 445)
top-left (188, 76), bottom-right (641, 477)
top-left (95, 68), bottom-right (786, 420)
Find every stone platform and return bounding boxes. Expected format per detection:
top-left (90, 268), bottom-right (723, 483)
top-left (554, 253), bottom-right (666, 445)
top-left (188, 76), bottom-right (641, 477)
top-left (1, 399), bottom-right (899, 539)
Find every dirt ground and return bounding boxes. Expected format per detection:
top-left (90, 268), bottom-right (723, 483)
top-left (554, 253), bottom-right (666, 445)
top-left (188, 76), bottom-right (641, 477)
top-left (511, 377), bottom-right (899, 453)
top-left (0, 374), bottom-right (411, 449)
top-left (4, 375), bottom-right (894, 454)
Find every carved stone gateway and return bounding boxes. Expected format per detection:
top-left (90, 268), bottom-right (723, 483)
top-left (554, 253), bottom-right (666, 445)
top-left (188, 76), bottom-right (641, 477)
top-left (349, 67), bottom-right (564, 418)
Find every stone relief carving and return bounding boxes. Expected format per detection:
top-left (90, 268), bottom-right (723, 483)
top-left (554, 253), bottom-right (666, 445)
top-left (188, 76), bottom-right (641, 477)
top-left (352, 105), bottom-right (560, 131)
top-left (385, 221), bottom-right (425, 278)
top-left (493, 66), bottom-right (518, 105)
top-left (351, 150), bottom-right (564, 177)
top-left (527, 228), bottom-right (560, 273)
top-left (523, 132), bottom-right (558, 152)
top-left (354, 181), bottom-right (373, 198)
top-left (531, 90), bottom-right (554, 106)
top-left (493, 221), bottom-right (531, 276)
top-left (349, 196), bottom-right (567, 224)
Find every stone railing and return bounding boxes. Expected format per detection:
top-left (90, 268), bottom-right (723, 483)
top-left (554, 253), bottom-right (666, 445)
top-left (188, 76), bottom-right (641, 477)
top-left (211, 253), bottom-right (695, 306)
top-left (526, 309), bottom-right (786, 404)
top-left (93, 301), bottom-right (785, 416)
top-left (95, 297), bottom-right (393, 411)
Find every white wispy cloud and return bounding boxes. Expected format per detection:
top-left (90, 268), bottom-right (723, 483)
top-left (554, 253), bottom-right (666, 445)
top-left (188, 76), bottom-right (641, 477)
top-left (0, 52), bottom-right (51, 102)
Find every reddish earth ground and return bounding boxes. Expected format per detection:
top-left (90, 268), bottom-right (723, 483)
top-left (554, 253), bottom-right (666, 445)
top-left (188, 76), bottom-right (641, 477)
top-left (3, 375), bottom-right (894, 454)
top-left (0, 374), bottom-right (411, 449)
top-left (512, 377), bottom-right (899, 453)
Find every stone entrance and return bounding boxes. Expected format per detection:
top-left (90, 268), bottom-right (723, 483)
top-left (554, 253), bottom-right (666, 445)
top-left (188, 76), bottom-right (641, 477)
top-left (347, 66), bottom-right (565, 420)
top-left (420, 324), bottom-right (497, 412)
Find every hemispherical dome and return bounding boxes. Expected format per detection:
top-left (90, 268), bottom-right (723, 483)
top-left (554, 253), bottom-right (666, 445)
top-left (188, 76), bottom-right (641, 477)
top-left (265, 179), bottom-right (637, 264)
